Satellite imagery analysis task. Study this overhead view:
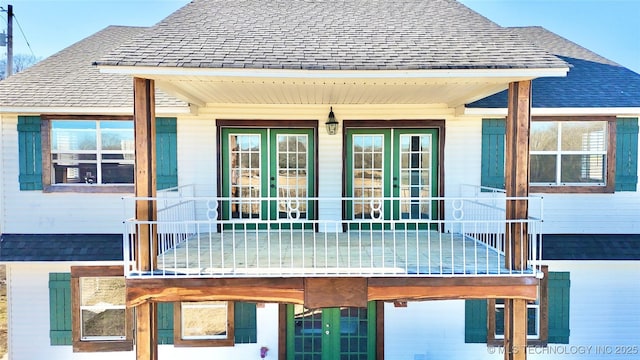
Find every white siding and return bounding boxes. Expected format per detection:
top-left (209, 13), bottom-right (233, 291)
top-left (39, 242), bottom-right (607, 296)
top-left (444, 116), bottom-right (483, 196)
top-left (538, 193), bottom-right (640, 234)
top-left (3, 109), bottom-right (639, 235)
top-left (6, 263), bottom-right (279, 360)
top-left (177, 117), bottom-right (217, 197)
top-left (384, 261), bottom-right (640, 360)
top-left (1, 116), bottom-right (127, 234)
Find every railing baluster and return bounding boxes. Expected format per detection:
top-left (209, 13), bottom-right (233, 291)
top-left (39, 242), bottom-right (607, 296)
top-left (122, 186), bottom-right (542, 279)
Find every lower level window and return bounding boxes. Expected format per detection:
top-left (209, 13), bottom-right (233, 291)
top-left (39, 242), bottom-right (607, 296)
top-left (79, 277), bottom-right (127, 341)
top-left (491, 298), bottom-right (541, 340)
top-left (175, 301), bottom-right (234, 347)
top-left (71, 266), bottom-right (133, 352)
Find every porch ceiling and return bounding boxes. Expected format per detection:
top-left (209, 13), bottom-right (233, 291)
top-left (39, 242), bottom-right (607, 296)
top-left (153, 76), bottom-right (517, 107)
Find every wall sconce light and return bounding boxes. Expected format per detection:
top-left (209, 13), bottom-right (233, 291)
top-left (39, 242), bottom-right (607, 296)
top-left (325, 106), bottom-right (339, 135)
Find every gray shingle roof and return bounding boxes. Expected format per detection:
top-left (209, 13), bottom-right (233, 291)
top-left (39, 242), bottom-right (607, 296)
top-left (0, 26), bottom-right (185, 108)
top-left (542, 234), bottom-right (640, 260)
top-left (0, 234), bottom-right (123, 261)
top-left (468, 26), bottom-right (640, 108)
top-left (96, 0), bottom-right (567, 71)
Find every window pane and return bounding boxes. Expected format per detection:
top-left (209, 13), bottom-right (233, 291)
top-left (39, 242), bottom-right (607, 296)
top-left (79, 276), bottom-right (126, 339)
top-left (181, 301), bottom-right (228, 339)
top-left (561, 121), bottom-right (606, 151)
top-left (53, 163), bottom-right (97, 184)
top-left (81, 308), bottom-right (126, 338)
top-left (527, 307), bottom-right (538, 337)
top-left (51, 121), bottom-right (97, 151)
top-left (495, 306), bottom-right (504, 336)
top-left (560, 155), bottom-right (605, 183)
top-left (530, 155), bottom-right (556, 183)
top-left (531, 122), bottom-right (558, 151)
top-left (80, 277), bottom-right (125, 306)
top-left (101, 163), bottom-right (134, 184)
top-left (100, 121), bottom-right (134, 151)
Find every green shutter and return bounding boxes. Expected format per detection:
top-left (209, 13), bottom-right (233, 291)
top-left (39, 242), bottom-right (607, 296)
top-left (18, 116), bottom-right (43, 190)
top-left (547, 272), bottom-right (570, 344)
top-left (234, 302), bottom-right (257, 344)
top-left (481, 119), bottom-right (505, 190)
top-left (156, 117), bottom-right (178, 190)
top-left (615, 118), bottom-right (638, 191)
top-left (157, 302), bottom-right (174, 344)
top-left (48, 273), bottom-right (72, 345)
top-left (465, 299), bottom-right (487, 343)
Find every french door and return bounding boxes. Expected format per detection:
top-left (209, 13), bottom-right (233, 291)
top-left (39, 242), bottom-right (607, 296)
top-left (287, 303), bottom-right (376, 360)
top-left (345, 128), bottom-right (439, 227)
top-left (220, 128), bottom-right (315, 227)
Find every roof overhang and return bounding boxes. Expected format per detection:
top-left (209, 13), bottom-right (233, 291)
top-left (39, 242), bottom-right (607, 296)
top-left (0, 106), bottom-right (194, 116)
top-left (98, 65), bottom-right (569, 108)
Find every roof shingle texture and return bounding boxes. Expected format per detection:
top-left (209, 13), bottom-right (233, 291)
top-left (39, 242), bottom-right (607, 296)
top-left (468, 26), bottom-right (640, 108)
top-left (96, 0), bottom-right (567, 71)
top-left (0, 234), bottom-right (123, 261)
top-left (542, 234), bottom-right (640, 261)
top-left (0, 26), bottom-right (185, 108)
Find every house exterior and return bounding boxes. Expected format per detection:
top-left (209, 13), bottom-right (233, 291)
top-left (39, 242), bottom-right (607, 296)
top-left (0, 1), bottom-right (638, 360)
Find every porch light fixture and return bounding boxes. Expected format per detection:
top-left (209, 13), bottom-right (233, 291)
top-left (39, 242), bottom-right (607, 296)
top-left (326, 106), bottom-right (339, 135)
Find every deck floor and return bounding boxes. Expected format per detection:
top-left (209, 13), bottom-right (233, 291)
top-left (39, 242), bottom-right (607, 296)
top-left (145, 230), bottom-right (529, 277)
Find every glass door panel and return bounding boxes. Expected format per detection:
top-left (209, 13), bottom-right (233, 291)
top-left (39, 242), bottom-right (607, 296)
top-left (274, 132), bottom-right (310, 220)
top-left (345, 130), bottom-right (391, 226)
top-left (221, 128), bottom-right (315, 227)
top-left (230, 133), bottom-right (263, 219)
top-left (397, 133), bottom-right (433, 219)
top-left (346, 128), bottom-right (438, 227)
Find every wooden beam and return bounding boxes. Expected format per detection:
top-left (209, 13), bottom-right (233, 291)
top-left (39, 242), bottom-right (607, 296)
top-left (126, 277), bottom-right (306, 307)
top-left (136, 302), bottom-right (158, 360)
top-left (505, 80), bottom-right (531, 270)
top-left (134, 77), bottom-right (158, 271)
top-left (126, 276), bottom-right (539, 306)
top-left (304, 277), bottom-right (368, 308)
top-left (504, 298), bottom-right (528, 360)
top-left (504, 80), bottom-right (532, 360)
top-left (133, 77), bottom-right (158, 360)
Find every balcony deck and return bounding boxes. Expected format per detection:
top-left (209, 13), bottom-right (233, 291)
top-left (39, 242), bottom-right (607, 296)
top-left (134, 229), bottom-right (527, 277)
top-left (124, 187), bottom-right (542, 279)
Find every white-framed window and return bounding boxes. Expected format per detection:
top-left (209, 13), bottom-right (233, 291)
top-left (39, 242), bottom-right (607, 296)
top-left (71, 266), bottom-right (133, 352)
top-left (492, 297), bottom-right (541, 341)
top-left (174, 301), bottom-right (234, 347)
top-left (78, 277), bottom-right (127, 341)
top-left (530, 120), bottom-right (608, 187)
top-left (50, 119), bottom-right (134, 185)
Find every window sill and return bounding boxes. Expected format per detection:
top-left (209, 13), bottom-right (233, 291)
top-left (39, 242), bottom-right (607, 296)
top-left (73, 339), bottom-right (133, 352)
top-left (43, 184), bottom-right (134, 194)
top-left (530, 184), bottom-right (614, 194)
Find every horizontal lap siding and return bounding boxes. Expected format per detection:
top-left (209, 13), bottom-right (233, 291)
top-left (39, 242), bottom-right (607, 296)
top-left (2, 116), bottom-right (129, 233)
top-left (177, 118), bottom-right (217, 197)
top-left (539, 193), bottom-right (640, 233)
top-left (383, 262), bottom-right (639, 360)
top-left (445, 117), bottom-right (482, 196)
top-left (544, 261), bottom-right (640, 356)
top-left (8, 263), bottom-right (279, 360)
top-left (318, 123), bottom-right (342, 224)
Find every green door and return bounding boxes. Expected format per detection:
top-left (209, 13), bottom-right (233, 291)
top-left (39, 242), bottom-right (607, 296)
top-left (287, 303), bottom-right (376, 360)
top-left (345, 128), bottom-right (439, 227)
top-left (221, 128), bottom-right (315, 227)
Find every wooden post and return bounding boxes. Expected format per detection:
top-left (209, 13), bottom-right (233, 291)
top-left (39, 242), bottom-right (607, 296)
top-left (503, 80), bottom-right (531, 360)
top-left (133, 77), bottom-right (158, 360)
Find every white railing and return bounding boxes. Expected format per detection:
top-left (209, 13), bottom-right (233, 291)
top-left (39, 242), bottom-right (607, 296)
top-left (123, 188), bottom-right (542, 279)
